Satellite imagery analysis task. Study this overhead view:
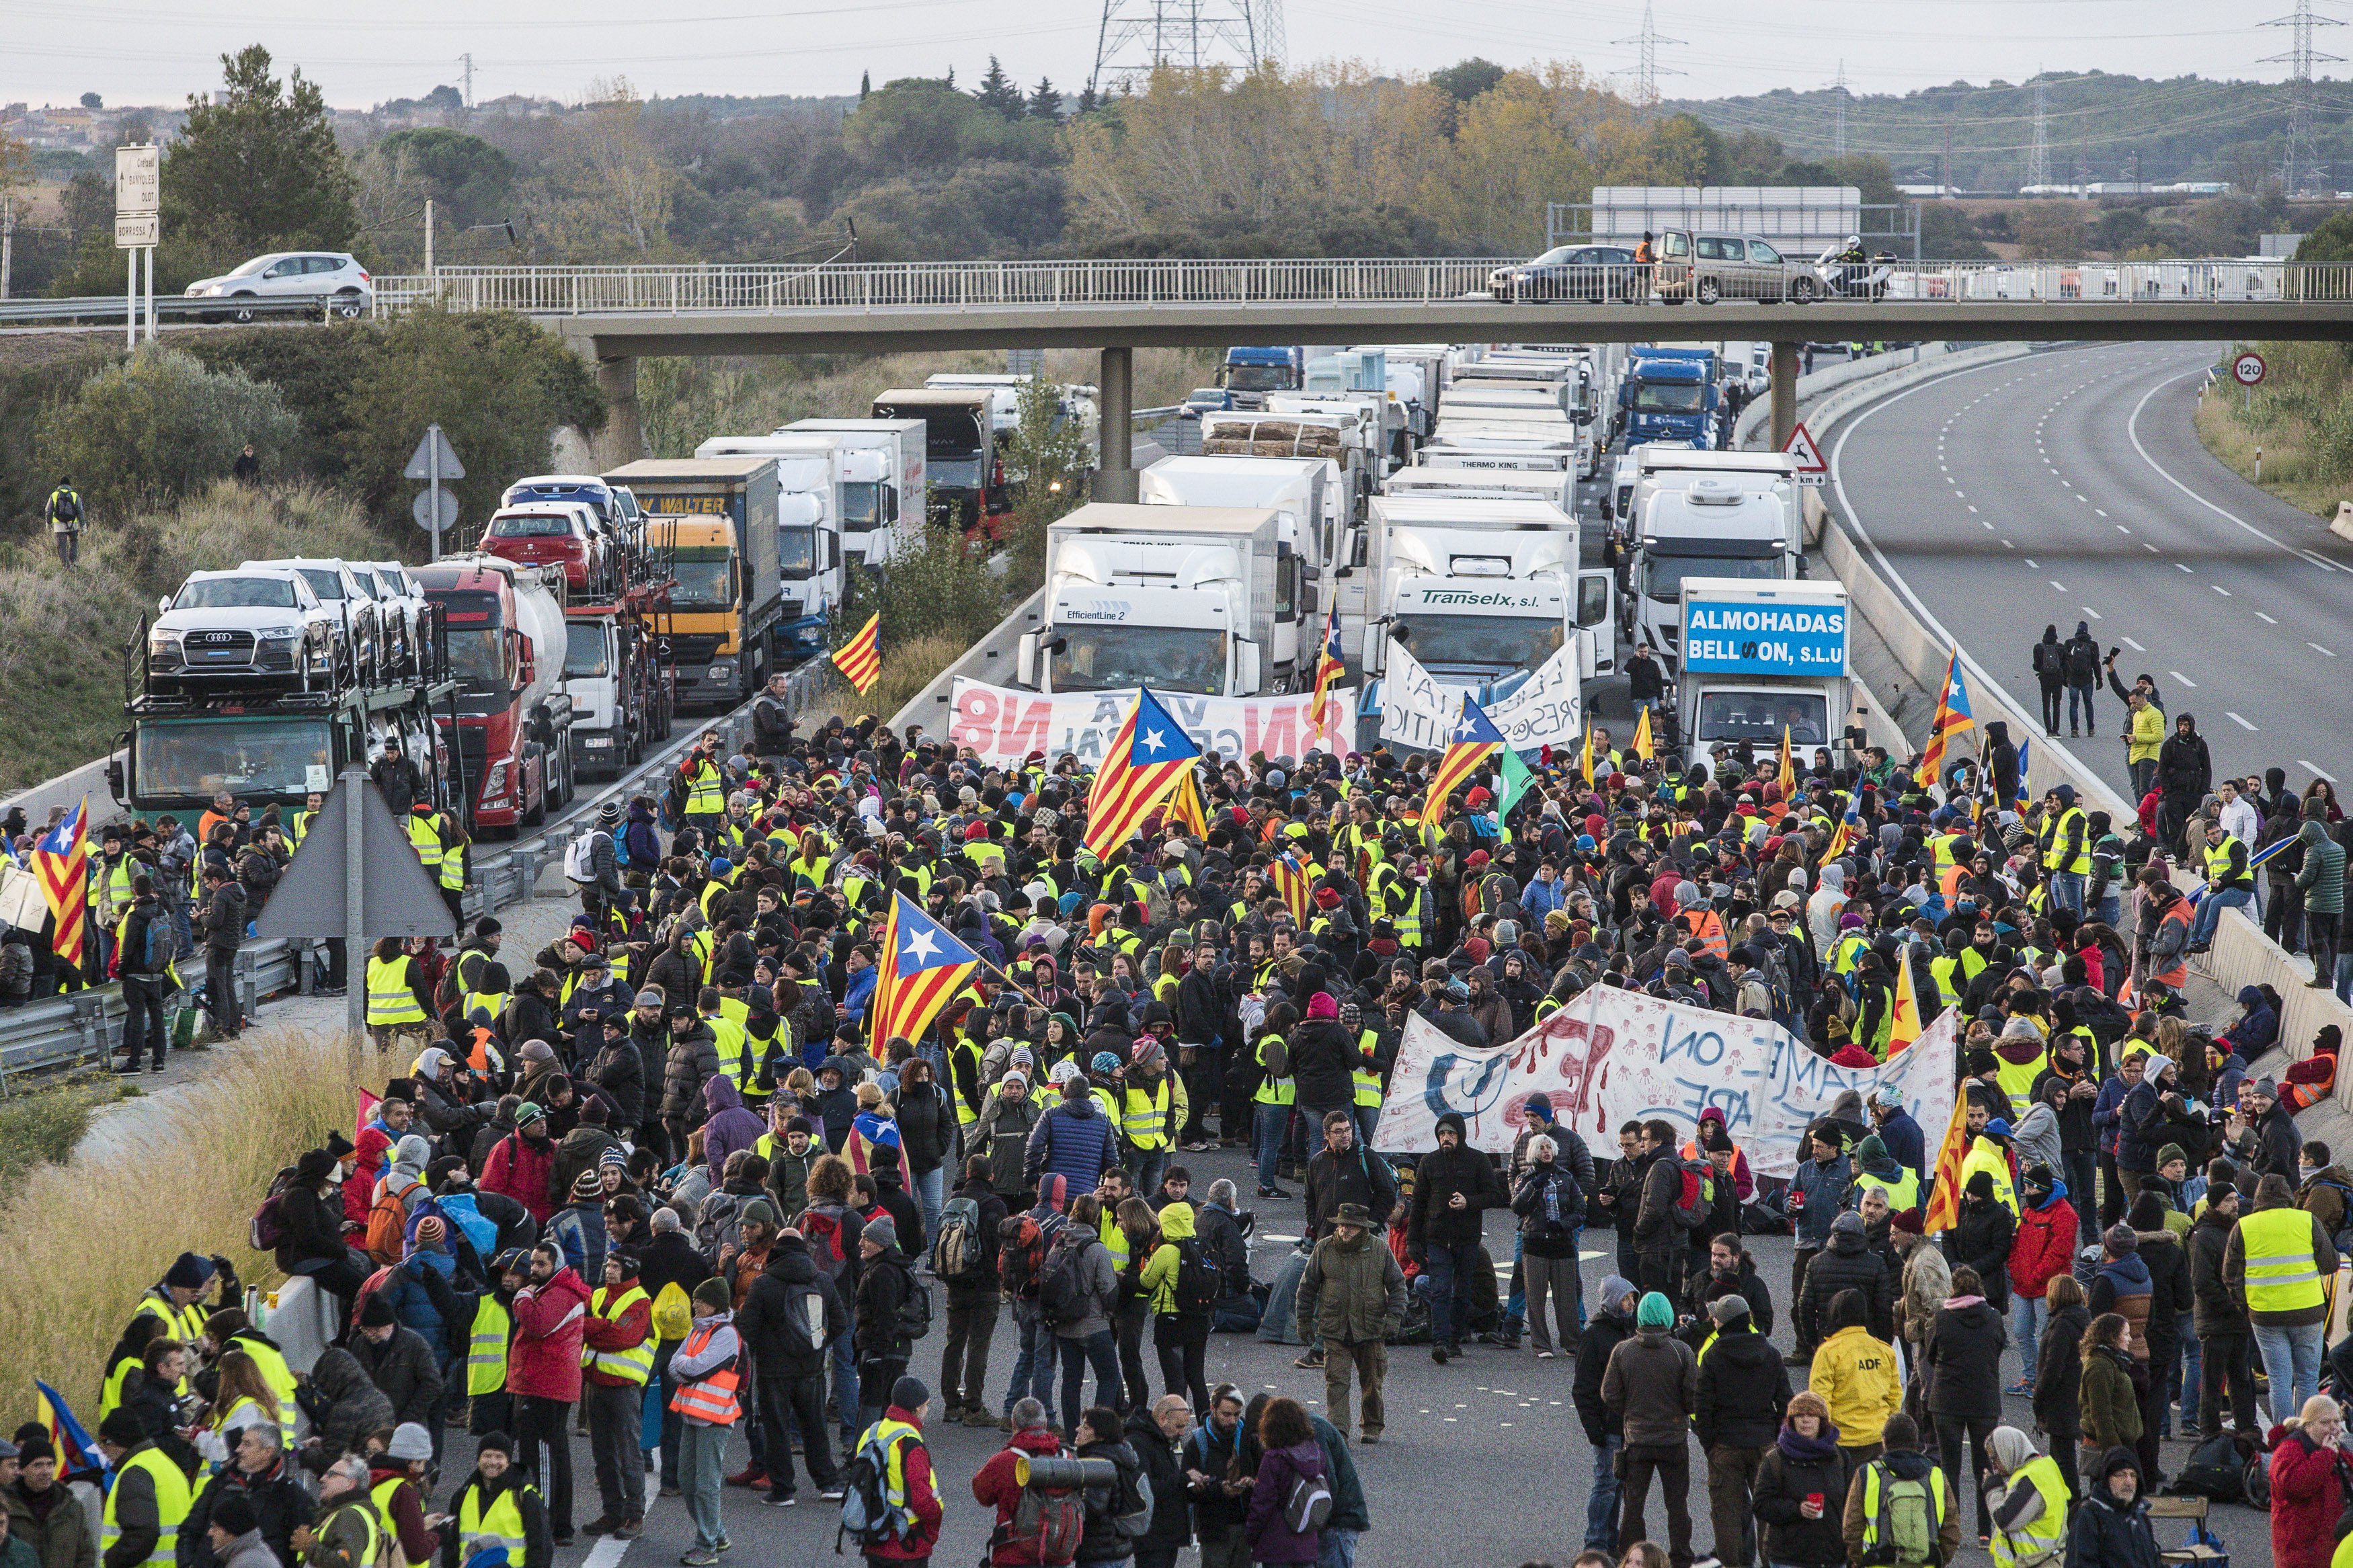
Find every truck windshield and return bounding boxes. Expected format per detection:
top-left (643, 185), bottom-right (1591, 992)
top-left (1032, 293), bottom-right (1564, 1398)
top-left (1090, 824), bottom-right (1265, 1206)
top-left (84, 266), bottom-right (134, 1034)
top-left (1053, 626), bottom-right (1228, 695)
top-left (1696, 690), bottom-right (1828, 747)
top-left (779, 527), bottom-right (817, 579)
top-left (668, 554), bottom-right (735, 609)
top-left (1641, 551), bottom-right (1784, 600)
top-left (136, 718), bottom-right (332, 801)
top-left (1632, 382), bottom-right (1705, 413)
top-left (841, 482), bottom-right (882, 529)
top-left (445, 628), bottom-right (507, 688)
top-left (1395, 614), bottom-right (1565, 672)
top-left (1224, 364), bottom-right (1294, 393)
top-left (877, 405), bottom-right (986, 460)
top-left (564, 622), bottom-right (610, 678)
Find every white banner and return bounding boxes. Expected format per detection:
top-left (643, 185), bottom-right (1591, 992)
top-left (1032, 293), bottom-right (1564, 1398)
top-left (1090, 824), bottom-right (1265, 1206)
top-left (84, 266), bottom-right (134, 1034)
top-left (1371, 989), bottom-right (1958, 1180)
top-left (947, 679), bottom-right (1353, 769)
top-left (1377, 640), bottom-right (1582, 756)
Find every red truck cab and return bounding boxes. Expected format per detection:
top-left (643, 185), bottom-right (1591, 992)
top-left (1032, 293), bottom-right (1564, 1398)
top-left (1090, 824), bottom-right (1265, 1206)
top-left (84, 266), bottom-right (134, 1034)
top-left (413, 558), bottom-right (576, 833)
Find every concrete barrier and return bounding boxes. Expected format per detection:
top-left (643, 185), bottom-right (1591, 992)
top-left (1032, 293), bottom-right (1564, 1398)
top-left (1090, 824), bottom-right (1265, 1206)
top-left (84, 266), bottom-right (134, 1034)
top-left (1, 753), bottom-right (124, 832)
top-left (1730, 343), bottom-right (1947, 452)
top-left (888, 589), bottom-right (1045, 736)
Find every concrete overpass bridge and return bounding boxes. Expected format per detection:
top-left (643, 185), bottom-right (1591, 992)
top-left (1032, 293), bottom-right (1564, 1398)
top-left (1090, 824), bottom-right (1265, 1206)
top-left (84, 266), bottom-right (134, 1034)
top-left (369, 256), bottom-right (2353, 495)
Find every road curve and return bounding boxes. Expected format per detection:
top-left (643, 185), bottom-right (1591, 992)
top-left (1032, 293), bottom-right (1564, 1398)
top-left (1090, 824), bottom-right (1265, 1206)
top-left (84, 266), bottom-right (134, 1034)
top-left (1829, 340), bottom-right (2353, 794)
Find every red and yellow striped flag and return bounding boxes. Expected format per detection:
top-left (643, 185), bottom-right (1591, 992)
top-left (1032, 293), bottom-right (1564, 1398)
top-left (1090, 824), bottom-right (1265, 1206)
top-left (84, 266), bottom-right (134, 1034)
top-left (1921, 1081), bottom-right (1973, 1234)
top-left (871, 893), bottom-right (981, 1050)
top-left (32, 796), bottom-right (89, 967)
top-left (1914, 647), bottom-right (1975, 792)
top-left (1082, 687), bottom-right (1203, 860)
top-left (1307, 601), bottom-right (1345, 735)
top-left (1268, 849), bottom-right (1312, 925)
top-left (1421, 696), bottom-right (1504, 823)
top-left (1166, 766), bottom-right (1209, 837)
top-left (832, 612), bottom-right (882, 695)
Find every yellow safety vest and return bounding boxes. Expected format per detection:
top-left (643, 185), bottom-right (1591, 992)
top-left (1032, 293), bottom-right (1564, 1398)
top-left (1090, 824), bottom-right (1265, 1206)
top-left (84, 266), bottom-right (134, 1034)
top-left (456, 1481), bottom-right (530, 1566)
top-left (2239, 1206), bottom-right (2327, 1313)
top-left (1929, 955), bottom-right (1962, 1007)
top-left (1253, 1034), bottom-right (1295, 1106)
top-left (406, 815), bottom-right (445, 873)
top-left (225, 1331), bottom-right (300, 1443)
top-left (684, 761), bottom-right (725, 817)
top-left (132, 1290), bottom-right (207, 1394)
top-left (367, 956), bottom-right (427, 1027)
top-left (951, 1040), bottom-right (983, 1127)
top-left (1833, 933), bottom-right (1871, 975)
top-left (705, 1012), bottom-right (747, 1081)
top-left (1853, 1167), bottom-right (1921, 1212)
top-left (1352, 1028), bottom-right (1383, 1108)
top-left (290, 810), bottom-right (315, 849)
top-left (1099, 1211), bottom-right (1131, 1272)
top-left (1122, 1078), bottom-right (1172, 1152)
top-left (2041, 807), bottom-right (2090, 876)
top-left (101, 1355), bottom-right (141, 1421)
top-left (371, 1475), bottom-right (424, 1549)
top-left (1960, 1137), bottom-right (2019, 1216)
top-left (1994, 1050), bottom-right (2047, 1123)
top-left (467, 1296), bottom-right (511, 1396)
top-left (101, 1446), bottom-right (191, 1568)
top-left (1858, 1459), bottom-right (1954, 1565)
top-left (314, 1502), bottom-right (379, 1568)
top-left (438, 823), bottom-right (465, 892)
top-left (1988, 1454), bottom-right (2069, 1568)
top-left (463, 989), bottom-right (512, 1028)
top-left (582, 1284), bottom-right (655, 1385)
top-left (853, 1416), bottom-right (924, 1540)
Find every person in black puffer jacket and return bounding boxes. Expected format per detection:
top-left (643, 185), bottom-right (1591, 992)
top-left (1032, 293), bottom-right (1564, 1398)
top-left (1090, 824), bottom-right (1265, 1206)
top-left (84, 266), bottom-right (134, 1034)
top-left (1694, 1294), bottom-right (1792, 1568)
top-left (1924, 1265), bottom-right (2009, 1545)
top-left (1405, 1111), bottom-right (1503, 1360)
top-left (1126, 1397), bottom-right (1193, 1567)
top-left (1798, 1212), bottom-right (1895, 1350)
top-left (2068, 1446), bottom-right (2163, 1568)
top-left (2032, 1276), bottom-right (2091, 1503)
top-left (1752, 1389), bottom-right (1852, 1568)
top-left (1574, 1276), bottom-right (1642, 1550)
top-left (889, 1056), bottom-right (956, 1224)
top-left (939, 1159), bottom-right (1008, 1424)
top-left (1074, 1405), bottom-right (1145, 1565)
top-left (1285, 992), bottom-right (1363, 1124)
top-left (1941, 1171), bottom-right (2018, 1308)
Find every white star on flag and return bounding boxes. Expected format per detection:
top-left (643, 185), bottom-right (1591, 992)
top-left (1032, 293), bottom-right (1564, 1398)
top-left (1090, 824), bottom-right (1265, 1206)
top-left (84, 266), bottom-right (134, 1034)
top-left (1453, 718), bottom-right (1476, 739)
top-left (902, 927), bottom-right (940, 963)
top-left (1140, 728), bottom-right (1166, 754)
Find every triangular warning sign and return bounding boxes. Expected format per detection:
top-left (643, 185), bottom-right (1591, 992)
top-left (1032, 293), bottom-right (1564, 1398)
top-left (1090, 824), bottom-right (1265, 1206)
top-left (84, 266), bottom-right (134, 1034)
top-left (1782, 420), bottom-right (1827, 474)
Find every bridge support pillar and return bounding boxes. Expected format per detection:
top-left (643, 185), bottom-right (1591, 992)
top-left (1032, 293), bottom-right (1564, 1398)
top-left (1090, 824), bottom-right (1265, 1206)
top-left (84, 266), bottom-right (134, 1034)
top-left (1096, 344), bottom-right (1137, 503)
top-left (594, 355), bottom-right (647, 469)
top-left (1769, 340), bottom-right (1798, 454)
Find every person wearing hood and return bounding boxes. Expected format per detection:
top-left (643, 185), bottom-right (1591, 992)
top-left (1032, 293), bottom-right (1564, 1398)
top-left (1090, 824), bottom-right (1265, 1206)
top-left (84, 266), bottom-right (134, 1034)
top-left (1943, 1169), bottom-right (2017, 1314)
top-left (2059, 620), bottom-right (2100, 736)
top-left (436, 1430), bottom-right (552, 1568)
top-left (1603, 1290), bottom-right (1700, 1568)
top-left (295, 1348), bottom-right (394, 1475)
top-left (2030, 1030), bottom-right (2102, 1239)
top-left (1404, 1110), bottom-right (1502, 1364)
top-left (1695, 1292), bottom-right (1790, 1568)
top-left (2155, 714), bottom-right (2211, 854)
top-left (2003, 1165), bottom-right (2077, 1396)
top-left (1982, 1425), bottom-right (2070, 1568)
top-left (510, 1241), bottom-right (592, 1544)
top-left (1841, 1413), bottom-right (1960, 1568)
top-left (2293, 804), bottom-right (2347, 992)
top-left (2011, 1077), bottom-right (2065, 1184)
top-left (2031, 626), bottom-right (2065, 735)
top-left (1808, 1286), bottom-right (1899, 1467)
top-left (1798, 1212), bottom-right (1893, 1352)
top-left (699, 1075), bottom-right (764, 1182)
top-left (732, 1225), bottom-right (847, 1503)
top-left (1142, 1199), bottom-right (1226, 1421)
top-left (1574, 1277), bottom-right (1641, 1553)
top-left (1750, 1389), bottom-right (1850, 1568)
top-left (1924, 1266), bottom-right (2007, 1546)
top-left (2069, 1446), bottom-right (2161, 1568)
top-left (1293, 1202), bottom-right (1404, 1446)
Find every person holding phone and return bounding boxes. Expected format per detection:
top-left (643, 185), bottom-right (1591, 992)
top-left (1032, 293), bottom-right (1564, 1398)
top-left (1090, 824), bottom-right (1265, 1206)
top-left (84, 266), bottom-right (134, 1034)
top-left (1750, 1390), bottom-right (1850, 1568)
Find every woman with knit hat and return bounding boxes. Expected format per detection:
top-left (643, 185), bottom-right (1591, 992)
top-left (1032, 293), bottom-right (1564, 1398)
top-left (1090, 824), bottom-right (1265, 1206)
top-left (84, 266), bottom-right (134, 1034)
top-left (1751, 1390), bottom-right (1851, 1568)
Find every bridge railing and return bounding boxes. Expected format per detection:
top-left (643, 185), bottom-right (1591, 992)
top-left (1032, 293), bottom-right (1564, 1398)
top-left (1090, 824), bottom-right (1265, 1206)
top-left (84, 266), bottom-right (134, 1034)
top-left (361, 256), bottom-right (2353, 318)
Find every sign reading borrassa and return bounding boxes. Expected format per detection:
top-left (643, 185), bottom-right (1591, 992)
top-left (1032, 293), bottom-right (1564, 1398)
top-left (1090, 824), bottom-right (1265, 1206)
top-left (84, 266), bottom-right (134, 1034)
top-left (1681, 597), bottom-right (1849, 677)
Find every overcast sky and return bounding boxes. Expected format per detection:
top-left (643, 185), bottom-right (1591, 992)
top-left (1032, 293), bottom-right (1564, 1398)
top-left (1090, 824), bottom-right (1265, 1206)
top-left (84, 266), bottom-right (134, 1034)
top-left (3, 0), bottom-right (2329, 112)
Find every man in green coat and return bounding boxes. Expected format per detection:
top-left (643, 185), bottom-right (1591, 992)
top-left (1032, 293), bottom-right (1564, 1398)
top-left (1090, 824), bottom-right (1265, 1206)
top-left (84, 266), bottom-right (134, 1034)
top-left (2292, 807), bottom-right (2346, 989)
top-left (1293, 1202), bottom-right (1406, 1445)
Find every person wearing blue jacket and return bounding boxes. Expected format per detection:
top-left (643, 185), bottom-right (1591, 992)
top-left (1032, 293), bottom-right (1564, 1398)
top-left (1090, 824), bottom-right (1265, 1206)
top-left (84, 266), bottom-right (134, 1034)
top-left (1866, 1087), bottom-right (1926, 1186)
top-left (2093, 1048), bottom-right (2147, 1229)
top-left (1788, 1124), bottom-right (1852, 1364)
top-left (1025, 1071), bottom-right (1120, 1191)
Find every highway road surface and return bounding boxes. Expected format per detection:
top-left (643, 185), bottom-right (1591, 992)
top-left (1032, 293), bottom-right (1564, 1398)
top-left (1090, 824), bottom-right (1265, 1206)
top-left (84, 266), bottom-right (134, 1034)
top-left (1831, 340), bottom-right (2353, 797)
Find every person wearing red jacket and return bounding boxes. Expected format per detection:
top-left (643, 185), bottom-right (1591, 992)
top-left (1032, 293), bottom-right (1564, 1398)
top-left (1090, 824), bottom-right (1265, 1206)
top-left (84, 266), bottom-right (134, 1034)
top-left (582, 1249), bottom-right (655, 1541)
top-left (2003, 1167), bottom-right (2079, 1396)
top-left (510, 1241), bottom-right (592, 1545)
top-left (970, 1399), bottom-right (1075, 1566)
top-left (2268, 1395), bottom-right (2353, 1568)
top-left (857, 1376), bottom-right (942, 1565)
top-left (482, 1106), bottom-right (559, 1227)
top-left (346, 1126), bottom-right (393, 1229)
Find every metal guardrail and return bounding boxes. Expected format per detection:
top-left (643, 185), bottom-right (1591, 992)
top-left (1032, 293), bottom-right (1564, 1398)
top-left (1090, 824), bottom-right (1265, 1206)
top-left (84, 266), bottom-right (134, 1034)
top-left (0, 679), bottom-right (791, 1089)
top-left (0, 292), bottom-right (365, 328)
top-left (360, 257), bottom-right (2333, 318)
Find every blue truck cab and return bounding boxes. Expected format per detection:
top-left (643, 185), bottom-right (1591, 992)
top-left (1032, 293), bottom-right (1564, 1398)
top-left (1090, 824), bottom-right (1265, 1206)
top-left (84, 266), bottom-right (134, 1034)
top-left (1218, 346), bottom-right (1306, 409)
top-left (1621, 347), bottom-right (1720, 449)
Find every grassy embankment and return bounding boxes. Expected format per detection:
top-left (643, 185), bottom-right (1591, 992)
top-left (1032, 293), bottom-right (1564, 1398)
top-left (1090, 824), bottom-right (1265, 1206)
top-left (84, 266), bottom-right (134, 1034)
top-left (2190, 344), bottom-right (2353, 521)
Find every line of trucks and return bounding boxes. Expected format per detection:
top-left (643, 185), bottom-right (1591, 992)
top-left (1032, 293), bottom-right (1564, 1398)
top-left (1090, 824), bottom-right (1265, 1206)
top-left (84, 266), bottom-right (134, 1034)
top-left (1023, 338), bottom-right (1851, 772)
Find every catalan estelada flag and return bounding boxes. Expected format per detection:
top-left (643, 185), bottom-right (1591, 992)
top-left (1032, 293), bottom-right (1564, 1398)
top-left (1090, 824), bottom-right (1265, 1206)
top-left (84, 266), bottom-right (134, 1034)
top-left (1630, 706), bottom-right (1654, 762)
top-left (32, 795), bottom-right (89, 966)
top-left (2012, 737), bottom-right (2031, 814)
top-left (1307, 601), bottom-right (1345, 735)
top-left (1082, 687), bottom-right (1201, 859)
top-left (1824, 790), bottom-right (1860, 861)
top-left (1166, 766), bottom-right (1209, 838)
top-left (1921, 1081), bottom-right (1973, 1234)
top-left (1268, 849), bottom-right (1312, 925)
top-left (832, 612), bottom-right (882, 696)
top-left (871, 892), bottom-right (981, 1050)
top-left (1914, 647), bottom-right (1975, 791)
top-left (1422, 696), bottom-right (1504, 821)
top-left (1776, 725), bottom-right (1798, 800)
top-left (1885, 952), bottom-right (1924, 1058)
top-left (35, 1380), bottom-right (105, 1479)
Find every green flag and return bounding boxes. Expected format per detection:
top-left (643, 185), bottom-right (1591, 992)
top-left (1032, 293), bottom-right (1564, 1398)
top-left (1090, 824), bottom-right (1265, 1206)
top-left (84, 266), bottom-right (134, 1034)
top-left (1496, 747), bottom-right (1534, 841)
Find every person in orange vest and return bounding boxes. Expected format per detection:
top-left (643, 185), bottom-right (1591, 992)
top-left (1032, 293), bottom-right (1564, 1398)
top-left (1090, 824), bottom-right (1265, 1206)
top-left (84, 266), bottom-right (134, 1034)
top-left (2145, 881), bottom-right (2194, 992)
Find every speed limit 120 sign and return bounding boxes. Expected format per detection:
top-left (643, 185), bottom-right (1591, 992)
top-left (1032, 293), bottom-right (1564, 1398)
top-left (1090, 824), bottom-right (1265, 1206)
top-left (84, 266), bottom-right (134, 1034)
top-left (2233, 352), bottom-right (2268, 387)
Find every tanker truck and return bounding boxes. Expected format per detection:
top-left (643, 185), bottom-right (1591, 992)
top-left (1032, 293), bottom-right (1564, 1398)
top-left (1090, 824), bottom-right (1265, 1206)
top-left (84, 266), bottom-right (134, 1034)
top-left (413, 554), bottom-right (577, 834)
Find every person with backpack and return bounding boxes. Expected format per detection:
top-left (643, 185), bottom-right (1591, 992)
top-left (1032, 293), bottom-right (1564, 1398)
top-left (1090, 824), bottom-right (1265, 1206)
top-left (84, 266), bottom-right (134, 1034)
top-left (971, 1398), bottom-right (1082, 1567)
top-left (938, 1155), bottom-right (1008, 1428)
top-left (732, 1223), bottom-right (848, 1507)
top-left (44, 478), bottom-right (82, 567)
top-left (1072, 1405), bottom-right (1148, 1566)
top-left (841, 1374), bottom-right (941, 1567)
top-left (1839, 1413), bottom-right (1960, 1568)
top-left (113, 874), bottom-right (169, 1075)
top-left (2061, 621), bottom-right (2102, 738)
top-left (1238, 1397), bottom-right (1325, 1567)
top-left (1046, 1194), bottom-right (1123, 1440)
top-left (854, 1216), bottom-right (925, 1434)
top-left (1138, 1200), bottom-right (1220, 1418)
top-left (1404, 1112), bottom-right (1502, 1365)
top-left (2030, 626), bottom-right (2064, 738)
top-left (1510, 1134), bottom-right (1587, 1359)
top-left (1127, 1395), bottom-right (1194, 1568)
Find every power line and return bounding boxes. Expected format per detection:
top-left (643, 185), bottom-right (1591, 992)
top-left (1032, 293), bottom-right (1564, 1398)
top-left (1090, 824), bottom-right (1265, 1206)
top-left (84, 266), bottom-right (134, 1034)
top-left (1610, 2), bottom-right (1685, 113)
top-left (1090, 0), bottom-right (1269, 93)
top-left (1831, 58), bottom-right (1849, 158)
top-left (2026, 70), bottom-right (2051, 186)
top-left (2260, 0), bottom-right (2346, 195)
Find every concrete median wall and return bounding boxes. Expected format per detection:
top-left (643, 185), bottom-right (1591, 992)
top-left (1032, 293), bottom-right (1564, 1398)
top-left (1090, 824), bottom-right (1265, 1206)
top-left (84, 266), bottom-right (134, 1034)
top-left (1815, 365), bottom-right (2353, 1111)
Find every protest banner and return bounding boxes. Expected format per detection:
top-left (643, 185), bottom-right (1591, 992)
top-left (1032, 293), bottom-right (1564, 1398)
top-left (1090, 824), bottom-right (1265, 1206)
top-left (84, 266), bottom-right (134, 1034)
top-left (1371, 987), bottom-right (1957, 1180)
top-left (1378, 641), bottom-right (1582, 755)
top-left (947, 679), bottom-right (1352, 770)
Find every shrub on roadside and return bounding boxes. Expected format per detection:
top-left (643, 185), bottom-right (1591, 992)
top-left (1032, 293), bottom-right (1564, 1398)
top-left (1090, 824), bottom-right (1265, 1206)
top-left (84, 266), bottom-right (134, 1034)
top-left (32, 347), bottom-right (299, 522)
